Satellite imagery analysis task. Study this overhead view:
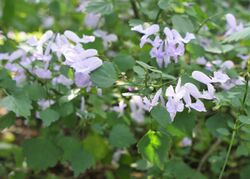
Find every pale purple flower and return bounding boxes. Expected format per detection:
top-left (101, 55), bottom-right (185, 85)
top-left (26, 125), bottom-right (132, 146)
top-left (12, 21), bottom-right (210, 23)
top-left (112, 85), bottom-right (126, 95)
top-left (70, 56), bottom-right (103, 74)
top-left (220, 77), bottom-right (244, 90)
top-left (42, 16), bottom-right (54, 28)
top-left (238, 54), bottom-right (249, 69)
top-left (180, 137), bottom-right (192, 147)
top-left (8, 49), bottom-right (25, 62)
top-left (165, 79), bottom-right (186, 120)
top-left (5, 63), bottom-right (26, 84)
top-left (183, 83), bottom-right (206, 112)
top-left (76, 0), bottom-right (89, 12)
top-left (212, 71), bottom-right (230, 83)
top-left (0, 53), bottom-right (9, 60)
top-left (112, 101), bottom-right (127, 117)
top-left (225, 13), bottom-right (243, 36)
top-left (143, 88), bottom-right (162, 111)
top-left (52, 74), bottom-right (73, 87)
top-left (93, 30), bottom-right (117, 49)
top-left (221, 60), bottom-right (234, 70)
top-left (196, 57), bottom-right (207, 65)
top-left (64, 30), bottom-right (95, 44)
top-left (192, 70), bottom-right (230, 98)
top-left (74, 72), bottom-right (92, 88)
top-left (33, 68), bottom-right (52, 79)
top-left (27, 30), bottom-right (54, 47)
top-left (132, 24), bottom-right (160, 47)
top-left (37, 99), bottom-right (55, 110)
top-left (84, 13), bottom-right (101, 29)
top-left (132, 24), bottom-right (195, 68)
top-left (130, 96), bottom-right (145, 123)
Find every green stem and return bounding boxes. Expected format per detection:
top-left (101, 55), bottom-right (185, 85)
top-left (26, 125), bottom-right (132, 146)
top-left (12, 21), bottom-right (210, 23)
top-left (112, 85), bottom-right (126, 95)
top-left (130, 0), bottom-right (139, 18)
top-left (154, 9), bottom-right (162, 23)
top-left (194, 13), bottom-right (220, 34)
top-left (218, 121), bottom-right (238, 179)
top-left (218, 77), bottom-right (249, 179)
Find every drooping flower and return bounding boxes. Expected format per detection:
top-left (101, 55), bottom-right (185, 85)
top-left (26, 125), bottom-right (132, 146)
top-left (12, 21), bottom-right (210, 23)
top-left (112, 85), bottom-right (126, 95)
top-left (84, 13), bottom-right (101, 29)
top-left (112, 101), bottom-right (127, 117)
top-left (165, 78), bottom-right (186, 120)
top-left (132, 24), bottom-right (160, 47)
top-left (37, 99), bottom-right (55, 110)
top-left (130, 96), bottom-right (145, 123)
top-left (93, 30), bottom-right (117, 49)
top-left (52, 74), bottom-right (73, 87)
top-left (33, 68), bottom-right (52, 79)
top-left (143, 88), bottom-right (162, 111)
top-left (225, 13), bottom-right (243, 36)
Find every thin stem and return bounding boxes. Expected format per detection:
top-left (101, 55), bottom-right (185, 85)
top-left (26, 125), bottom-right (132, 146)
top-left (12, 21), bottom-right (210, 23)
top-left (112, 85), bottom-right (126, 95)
top-left (218, 77), bottom-right (249, 179)
top-left (197, 139), bottom-right (221, 172)
top-left (130, 0), bottom-right (139, 18)
top-left (218, 121), bottom-right (238, 179)
top-left (194, 13), bottom-right (220, 34)
top-left (154, 9), bottom-right (162, 23)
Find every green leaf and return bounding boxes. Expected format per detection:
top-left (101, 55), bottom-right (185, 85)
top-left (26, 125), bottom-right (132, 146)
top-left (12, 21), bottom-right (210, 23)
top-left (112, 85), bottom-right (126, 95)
top-left (206, 113), bottom-right (232, 137)
top-left (0, 94), bottom-right (32, 118)
top-left (239, 115), bottom-right (250, 125)
top-left (171, 15), bottom-right (194, 34)
top-left (90, 62), bottom-right (117, 88)
top-left (171, 110), bottom-right (196, 137)
top-left (216, 128), bottom-right (230, 136)
top-left (164, 159), bottom-right (207, 179)
top-left (205, 44), bottom-right (234, 54)
top-left (151, 105), bottom-right (171, 127)
top-left (113, 54), bottom-right (135, 72)
top-left (24, 83), bottom-right (46, 101)
top-left (58, 137), bottom-right (94, 176)
top-left (137, 130), bottom-right (172, 169)
top-left (86, 0), bottom-right (113, 15)
top-left (236, 144), bottom-right (249, 157)
top-left (0, 69), bottom-right (16, 90)
top-left (158, 0), bottom-right (174, 10)
top-left (109, 124), bottom-right (136, 148)
top-left (40, 108), bottom-right (60, 127)
top-left (70, 149), bottom-right (94, 177)
top-left (0, 112), bottom-right (16, 130)
top-left (22, 137), bottom-right (62, 171)
top-left (58, 137), bottom-right (82, 162)
top-left (223, 27), bottom-right (250, 43)
top-left (240, 164), bottom-right (250, 179)
top-left (83, 134), bottom-right (109, 161)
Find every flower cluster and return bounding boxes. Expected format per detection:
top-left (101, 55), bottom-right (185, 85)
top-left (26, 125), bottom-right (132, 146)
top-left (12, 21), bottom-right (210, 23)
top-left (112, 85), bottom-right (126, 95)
top-left (132, 24), bottom-right (195, 68)
top-left (196, 57), bottom-right (244, 90)
top-left (125, 70), bottom-right (231, 122)
top-left (0, 30), bottom-right (103, 89)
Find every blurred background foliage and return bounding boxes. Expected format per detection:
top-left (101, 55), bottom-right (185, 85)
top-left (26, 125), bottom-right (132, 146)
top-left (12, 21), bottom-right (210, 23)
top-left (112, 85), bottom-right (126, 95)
top-left (0, 0), bottom-right (250, 179)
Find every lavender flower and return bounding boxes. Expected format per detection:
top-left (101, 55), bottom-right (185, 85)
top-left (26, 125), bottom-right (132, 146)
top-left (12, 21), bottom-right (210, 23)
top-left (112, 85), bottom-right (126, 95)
top-left (37, 99), bottom-right (55, 110)
top-left (225, 13), bottom-right (243, 36)
top-left (112, 101), bottom-right (127, 117)
top-left (93, 30), bottom-right (117, 49)
top-left (84, 13), bottom-right (101, 29)
top-left (130, 96), bottom-right (145, 123)
top-left (132, 24), bottom-right (195, 68)
top-left (143, 88), bottom-right (162, 111)
top-left (52, 74), bottom-right (73, 87)
top-left (33, 68), bottom-right (52, 79)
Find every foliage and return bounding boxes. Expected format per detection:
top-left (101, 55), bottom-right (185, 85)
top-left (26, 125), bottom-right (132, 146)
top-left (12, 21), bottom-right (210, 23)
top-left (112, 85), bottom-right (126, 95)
top-left (0, 0), bottom-right (250, 178)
